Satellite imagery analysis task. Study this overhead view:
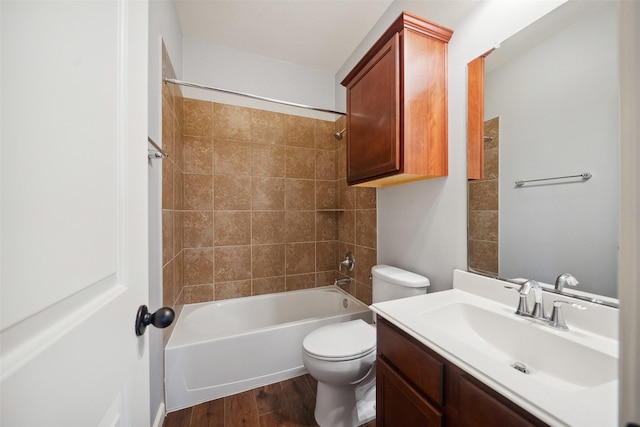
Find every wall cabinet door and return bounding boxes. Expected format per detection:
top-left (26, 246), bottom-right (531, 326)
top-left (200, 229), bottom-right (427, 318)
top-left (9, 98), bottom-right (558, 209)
top-left (345, 34), bottom-right (400, 185)
top-left (341, 12), bottom-right (453, 187)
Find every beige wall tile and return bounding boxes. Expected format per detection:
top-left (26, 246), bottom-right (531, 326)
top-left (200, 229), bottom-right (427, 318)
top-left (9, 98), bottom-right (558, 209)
top-left (356, 209), bottom-right (377, 249)
top-left (162, 160), bottom-right (174, 210)
top-left (468, 180), bottom-right (498, 211)
top-left (252, 143), bottom-right (285, 177)
top-left (214, 246), bottom-right (251, 282)
top-left (315, 120), bottom-right (337, 151)
top-left (183, 174), bottom-right (213, 210)
top-left (182, 211), bottom-right (213, 248)
top-left (252, 177), bottom-right (285, 210)
top-left (316, 241), bottom-right (338, 272)
top-left (284, 115), bottom-right (315, 148)
top-left (315, 271), bottom-right (335, 288)
top-left (468, 240), bottom-right (498, 275)
top-left (251, 110), bottom-right (284, 144)
top-left (214, 175), bottom-right (251, 210)
top-left (162, 260), bottom-right (174, 308)
top-left (286, 273), bottom-right (316, 291)
top-left (252, 210), bottom-right (286, 244)
top-left (316, 212), bottom-right (338, 241)
top-left (183, 136), bottom-right (213, 175)
top-left (183, 98), bottom-right (213, 138)
top-left (162, 210), bottom-right (173, 265)
top-left (173, 168), bottom-right (183, 211)
top-left (214, 211), bottom-right (251, 246)
top-left (356, 187), bottom-right (376, 209)
top-left (173, 210), bottom-right (183, 256)
top-left (214, 139), bottom-right (252, 176)
top-left (173, 252), bottom-right (183, 304)
top-left (316, 180), bottom-right (337, 210)
top-left (214, 104), bottom-right (252, 141)
top-left (215, 280), bottom-right (252, 300)
top-left (339, 178), bottom-right (355, 210)
top-left (468, 210), bottom-right (498, 242)
top-left (285, 179), bottom-right (315, 210)
top-left (285, 242), bottom-right (315, 274)
top-left (285, 147), bottom-right (315, 179)
top-left (285, 210), bottom-right (315, 243)
top-left (315, 149), bottom-right (336, 181)
top-left (252, 277), bottom-right (285, 295)
top-left (184, 284), bottom-right (214, 304)
top-left (252, 244), bottom-right (286, 278)
top-left (183, 248), bottom-right (214, 286)
top-left (339, 210), bottom-right (355, 245)
top-left (162, 96), bottom-right (175, 159)
top-left (354, 246), bottom-right (377, 284)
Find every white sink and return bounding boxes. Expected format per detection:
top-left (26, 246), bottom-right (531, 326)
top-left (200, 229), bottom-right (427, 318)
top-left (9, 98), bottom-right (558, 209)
top-left (417, 302), bottom-right (617, 391)
top-left (370, 270), bottom-right (619, 427)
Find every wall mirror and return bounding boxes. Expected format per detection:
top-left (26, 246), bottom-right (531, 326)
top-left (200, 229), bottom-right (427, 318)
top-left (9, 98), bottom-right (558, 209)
top-left (467, 1), bottom-right (619, 299)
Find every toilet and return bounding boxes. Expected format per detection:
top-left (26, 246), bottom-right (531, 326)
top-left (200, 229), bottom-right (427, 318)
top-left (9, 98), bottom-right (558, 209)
top-left (302, 265), bottom-right (430, 427)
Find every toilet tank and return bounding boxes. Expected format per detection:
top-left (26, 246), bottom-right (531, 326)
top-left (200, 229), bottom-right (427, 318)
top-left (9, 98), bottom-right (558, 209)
top-left (371, 265), bottom-right (430, 303)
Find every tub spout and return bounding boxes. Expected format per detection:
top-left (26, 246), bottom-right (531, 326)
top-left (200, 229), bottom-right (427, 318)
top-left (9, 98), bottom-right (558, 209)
top-left (334, 277), bottom-right (352, 286)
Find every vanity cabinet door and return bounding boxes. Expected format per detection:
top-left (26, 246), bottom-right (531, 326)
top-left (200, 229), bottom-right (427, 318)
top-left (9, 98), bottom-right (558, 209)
top-left (377, 358), bottom-right (444, 427)
top-left (457, 375), bottom-right (543, 427)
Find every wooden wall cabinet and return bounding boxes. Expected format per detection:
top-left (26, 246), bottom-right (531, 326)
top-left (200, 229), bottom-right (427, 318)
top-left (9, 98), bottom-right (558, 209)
top-left (341, 12), bottom-right (453, 187)
top-left (376, 317), bottom-right (549, 427)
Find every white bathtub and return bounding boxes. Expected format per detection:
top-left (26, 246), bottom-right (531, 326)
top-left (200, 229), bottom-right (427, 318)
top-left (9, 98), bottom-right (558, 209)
top-left (165, 285), bottom-right (373, 412)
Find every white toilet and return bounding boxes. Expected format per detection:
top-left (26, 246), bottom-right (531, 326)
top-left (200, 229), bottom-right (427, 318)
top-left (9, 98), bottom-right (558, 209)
top-left (302, 265), bottom-right (430, 427)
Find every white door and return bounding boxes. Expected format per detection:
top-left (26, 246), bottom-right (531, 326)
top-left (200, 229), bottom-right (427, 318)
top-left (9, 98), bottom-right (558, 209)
top-left (1, 1), bottom-right (151, 426)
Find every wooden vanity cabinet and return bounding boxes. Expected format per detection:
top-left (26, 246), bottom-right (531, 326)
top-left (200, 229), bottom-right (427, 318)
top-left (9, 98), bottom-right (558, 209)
top-left (341, 12), bottom-right (453, 187)
top-left (376, 317), bottom-right (549, 427)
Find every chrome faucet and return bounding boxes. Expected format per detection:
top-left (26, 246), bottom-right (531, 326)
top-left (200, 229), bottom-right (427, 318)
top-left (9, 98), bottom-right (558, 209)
top-left (548, 300), bottom-right (586, 330)
top-left (339, 252), bottom-right (355, 272)
top-left (508, 278), bottom-right (586, 331)
top-left (512, 280), bottom-right (533, 317)
top-left (334, 277), bottom-right (352, 286)
top-left (554, 273), bottom-right (579, 292)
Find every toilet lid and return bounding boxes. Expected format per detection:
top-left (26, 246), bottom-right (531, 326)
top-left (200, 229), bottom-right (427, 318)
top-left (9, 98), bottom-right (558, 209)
top-left (303, 319), bottom-right (376, 360)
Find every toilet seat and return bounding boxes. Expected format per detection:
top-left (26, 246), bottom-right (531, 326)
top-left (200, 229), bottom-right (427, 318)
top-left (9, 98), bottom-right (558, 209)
top-left (303, 319), bottom-right (376, 361)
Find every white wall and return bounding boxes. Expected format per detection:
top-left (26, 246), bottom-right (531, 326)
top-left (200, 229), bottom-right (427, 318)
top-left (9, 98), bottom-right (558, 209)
top-left (148, 0), bottom-right (183, 425)
top-left (335, 1), bottom-right (565, 292)
top-left (181, 37), bottom-right (338, 121)
top-left (486, 3), bottom-right (618, 296)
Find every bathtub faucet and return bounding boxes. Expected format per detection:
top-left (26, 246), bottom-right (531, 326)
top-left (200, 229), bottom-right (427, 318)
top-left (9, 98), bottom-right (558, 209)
top-left (334, 277), bottom-right (352, 286)
top-left (339, 252), bottom-right (355, 272)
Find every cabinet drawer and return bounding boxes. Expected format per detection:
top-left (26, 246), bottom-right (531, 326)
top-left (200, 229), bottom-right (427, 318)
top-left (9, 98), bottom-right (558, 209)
top-left (377, 317), bottom-right (444, 405)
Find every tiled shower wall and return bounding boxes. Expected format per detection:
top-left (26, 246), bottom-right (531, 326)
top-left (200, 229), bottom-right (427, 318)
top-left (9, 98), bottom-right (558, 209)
top-left (467, 116), bottom-right (499, 275)
top-left (160, 66), bottom-right (377, 312)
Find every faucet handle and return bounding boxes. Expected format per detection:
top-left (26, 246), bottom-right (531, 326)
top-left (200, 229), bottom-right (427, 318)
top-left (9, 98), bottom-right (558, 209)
top-left (548, 300), bottom-right (586, 330)
top-left (505, 284), bottom-right (531, 316)
top-left (339, 252), bottom-right (355, 272)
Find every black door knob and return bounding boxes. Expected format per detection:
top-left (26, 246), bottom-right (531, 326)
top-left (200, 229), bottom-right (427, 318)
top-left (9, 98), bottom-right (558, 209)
top-left (135, 305), bottom-right (175, 336)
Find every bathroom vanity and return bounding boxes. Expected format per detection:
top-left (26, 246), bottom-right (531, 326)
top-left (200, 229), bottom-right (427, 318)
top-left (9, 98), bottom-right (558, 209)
top-left (371, 270), bottom-right (619, 426)
top-left (377, 317), bottom-right (546, 426)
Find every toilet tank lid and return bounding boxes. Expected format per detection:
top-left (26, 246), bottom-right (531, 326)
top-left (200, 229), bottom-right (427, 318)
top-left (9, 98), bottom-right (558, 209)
top-left (371, 265), bottom-right (430, 288)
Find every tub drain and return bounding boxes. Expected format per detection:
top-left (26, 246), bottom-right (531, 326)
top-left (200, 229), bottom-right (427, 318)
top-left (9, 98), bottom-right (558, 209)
top-left (343, 298), bottom-right (349, 308)
top-left (511, 362), bottom-right (529, 374)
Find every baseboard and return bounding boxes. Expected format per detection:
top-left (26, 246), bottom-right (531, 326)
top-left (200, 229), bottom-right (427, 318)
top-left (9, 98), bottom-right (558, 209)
top-left (152, 402), bottom-right (165, 427)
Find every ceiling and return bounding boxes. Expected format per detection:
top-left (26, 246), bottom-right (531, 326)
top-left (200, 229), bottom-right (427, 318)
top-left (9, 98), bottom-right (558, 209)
top-left (174, 0), bottom-right (478, 73)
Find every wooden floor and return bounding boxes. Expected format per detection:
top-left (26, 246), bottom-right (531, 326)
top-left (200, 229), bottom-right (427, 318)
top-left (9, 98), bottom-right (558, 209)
top-left (163, 374), bottom-right (376, 427)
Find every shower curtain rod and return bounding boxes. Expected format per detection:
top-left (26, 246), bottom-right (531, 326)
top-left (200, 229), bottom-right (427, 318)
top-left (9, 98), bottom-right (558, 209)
top-left (164, 78), bottom-right (346, 116)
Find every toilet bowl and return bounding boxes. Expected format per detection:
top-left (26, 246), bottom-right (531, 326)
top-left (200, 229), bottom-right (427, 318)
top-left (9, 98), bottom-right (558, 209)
top-left (302, 265), bottom-right (430, 427)
top-left (302, 319), bottom-right (376, 427)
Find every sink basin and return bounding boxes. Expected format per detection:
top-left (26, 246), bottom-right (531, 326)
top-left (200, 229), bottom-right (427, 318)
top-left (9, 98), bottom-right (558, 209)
top-left (417, 302), bottom-right (617, 391)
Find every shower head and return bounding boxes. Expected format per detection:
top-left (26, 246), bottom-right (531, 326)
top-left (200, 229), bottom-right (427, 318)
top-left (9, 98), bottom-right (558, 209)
top-left (334, 128), bottom-right (346, 140)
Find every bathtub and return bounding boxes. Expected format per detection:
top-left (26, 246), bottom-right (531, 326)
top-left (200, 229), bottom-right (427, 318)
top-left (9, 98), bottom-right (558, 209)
top-left (165, 285), bottom-right (373, 412)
